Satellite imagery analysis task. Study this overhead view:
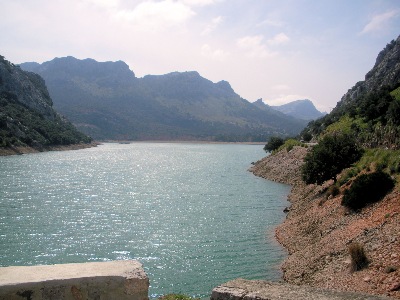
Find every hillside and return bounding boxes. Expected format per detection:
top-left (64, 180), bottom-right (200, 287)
top-left (251, 35), bottom-right (400, 299)
top-left (0, 55), bottom-right (92, 154)
top-left (302, 36), bottom-right (400, 149)
top-left (20, 57), bottom-right (307, 142)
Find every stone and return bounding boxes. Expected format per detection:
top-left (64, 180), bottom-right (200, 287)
top-left (389, 282), bottom-right (400, 292)
top-left (363, 277), bottom-right (371, 282)
top-left (0, 260), bottom-right (149, 300)
top-left (211, 279), bottom-right (392, 300)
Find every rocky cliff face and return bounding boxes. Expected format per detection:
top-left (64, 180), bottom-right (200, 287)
top-left (338, 35), bottom-right (400, 108)
top-left (0, 55), bottom-right (92, 153)
top-left (0, 56), bottom-right (56, 119)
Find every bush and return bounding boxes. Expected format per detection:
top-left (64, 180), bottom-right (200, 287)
top-left (264, 136), bottom-right (285, 152)
top-left (279, 139), bottom-right (302, 152)
top-left (348, 243), bottom-right (369, 272)
top-left (341, 171), bottom-right (395, 210)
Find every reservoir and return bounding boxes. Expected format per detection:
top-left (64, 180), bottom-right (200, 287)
top-left (0, 143), bottom-right (290, 298)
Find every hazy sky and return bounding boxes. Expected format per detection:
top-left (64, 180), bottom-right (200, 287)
top-left (1, 0), bottom-right (399, 112)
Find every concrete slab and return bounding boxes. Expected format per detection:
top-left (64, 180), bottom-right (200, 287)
top-left (0, 260), bottom-right (149, 300)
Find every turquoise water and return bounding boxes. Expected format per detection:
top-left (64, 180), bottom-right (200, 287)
top-left (0, 143), bottom-right (290, 298)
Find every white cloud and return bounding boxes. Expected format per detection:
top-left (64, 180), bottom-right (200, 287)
top-left (267, 33), bottom-right (290, 45)
top-left (201, 44), bottom-right (228, 60)
top-left (180, 0), bottom-right (216, 6)
top-left (201, 16), bottom-right (223, 35)
top-left (237, 35), bottom-right (276, 58)
top-left (115, 0), bottom-right (195, 31)
top-left (83, 0), bottom-right (119, 9)
top-left (361, 10), bottom-right (399, 34)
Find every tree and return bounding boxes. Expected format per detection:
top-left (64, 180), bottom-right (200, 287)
top-left (264, 136), bottom-right (284, 152)
top-left (301, 133), bottom-right (363, 185)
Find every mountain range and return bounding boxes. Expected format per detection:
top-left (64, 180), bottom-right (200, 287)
top-left (20, 57), bottom-right (321, 141)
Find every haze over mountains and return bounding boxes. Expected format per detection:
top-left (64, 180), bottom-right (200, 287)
top-left (271, 99), bottom-right (326, 120)
top-left (20, 57), bottom-right (322, 141)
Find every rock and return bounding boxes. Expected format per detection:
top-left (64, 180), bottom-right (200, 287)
top-left (389, 282), bottom-right (400, 292)
top-left (384, 266), bottom-right (397, 273)
top-left (211, 279), bottom-right (392, 300)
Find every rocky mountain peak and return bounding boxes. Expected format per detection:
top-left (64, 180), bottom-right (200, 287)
top-left (20, 56), bottom-right (136, 86)
top-left (339, 35), bottom-right (400, 106)
top-left (216, 80), bottom-right (234, 93)
top-left (272, 99), bottom-right (326, 121)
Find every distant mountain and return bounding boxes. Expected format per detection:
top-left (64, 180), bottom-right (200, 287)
top-left (20, 56), bottom-right (307, 141)
top-left (0, 55), bottom-right (91, 151)
top-left (271, 99), bottom-right (326, 120)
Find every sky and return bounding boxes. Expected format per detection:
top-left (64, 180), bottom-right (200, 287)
top-left (1, 0), bottom-right (399, 112)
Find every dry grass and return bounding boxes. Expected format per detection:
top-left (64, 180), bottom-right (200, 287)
top-left (348, 242), bottom-right (369, 272)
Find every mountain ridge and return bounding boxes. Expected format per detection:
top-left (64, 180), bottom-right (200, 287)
top-left (20, 56), bottom-right (308, 141)
top-left (271, 99), bottom-right (326, 120)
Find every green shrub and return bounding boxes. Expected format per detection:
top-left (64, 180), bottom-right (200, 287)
top-left (302, 133), bottom-right (363, 185)
top-left (264, 136), bottom-right (284, 152)
top-left (341, 171), bottom-right (395, 210)
top-left (356, 148), bottom-right (400, 174)
top-left (348, 242), bottom-right (369, 272)
top-left (277, 138), bottom-right (303, 152)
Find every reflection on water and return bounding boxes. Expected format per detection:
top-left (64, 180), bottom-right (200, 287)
top-left (0, 143), bottom-right (290, 298)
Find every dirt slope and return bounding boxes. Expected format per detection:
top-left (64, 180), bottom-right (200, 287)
top-left (250, 146), bottom-right (400, 299)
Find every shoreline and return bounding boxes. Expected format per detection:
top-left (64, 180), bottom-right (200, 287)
top-left (250, 146), bottom-right (400, 299)
top-left (0, 142), bottom-right (99, 156)
top-left (104, 140), bottom-right (267, 145)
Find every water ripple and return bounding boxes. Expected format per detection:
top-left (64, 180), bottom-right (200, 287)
top-left (0, 143), bottom-right (290, 298)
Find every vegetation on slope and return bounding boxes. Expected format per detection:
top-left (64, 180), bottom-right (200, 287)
top-left (265, 37), bottom-right (400, 212)
top-left (0, 92), bottom-right (91, 148)
top-left (301, 85), bottom-right (400, 149)
top-left (0, 55), bottom-right (92, 151)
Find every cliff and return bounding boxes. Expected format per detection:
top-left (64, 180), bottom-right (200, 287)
top-left (338, 36), bottom-right (400, 108)
top-left (0, 55), bottom-right (92, 154)
top-left (250, 146), bottom-right (400, 299)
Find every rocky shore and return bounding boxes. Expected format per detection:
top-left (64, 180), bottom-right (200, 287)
top-left (250, 146), bottom-right (400, 299)
top-left (0, 142), bottom-right (98, 156)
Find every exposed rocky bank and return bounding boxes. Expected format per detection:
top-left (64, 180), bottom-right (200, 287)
top-left (250, 146), bottom-right (400, 299)
top-left (0, 142), bottom-right (98, 156)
